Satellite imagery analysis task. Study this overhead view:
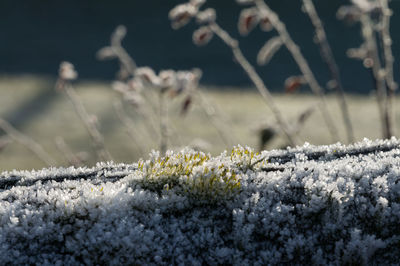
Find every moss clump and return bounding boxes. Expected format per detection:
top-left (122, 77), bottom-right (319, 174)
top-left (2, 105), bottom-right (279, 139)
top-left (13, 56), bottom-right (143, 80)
top-left (135, 149), bottom-right (244, 202)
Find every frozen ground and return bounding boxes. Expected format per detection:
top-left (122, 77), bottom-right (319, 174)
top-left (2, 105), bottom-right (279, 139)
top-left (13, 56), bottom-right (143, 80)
top-left (0, 138), bottom-right (399, 265)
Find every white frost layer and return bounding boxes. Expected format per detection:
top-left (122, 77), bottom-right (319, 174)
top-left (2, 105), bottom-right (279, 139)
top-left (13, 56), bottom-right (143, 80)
top-left (1, 138), bottom-right (400, 265)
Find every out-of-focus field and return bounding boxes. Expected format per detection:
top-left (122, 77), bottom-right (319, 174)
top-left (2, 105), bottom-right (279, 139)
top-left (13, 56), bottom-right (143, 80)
top-left (0, 75), bottom-right (398, 171)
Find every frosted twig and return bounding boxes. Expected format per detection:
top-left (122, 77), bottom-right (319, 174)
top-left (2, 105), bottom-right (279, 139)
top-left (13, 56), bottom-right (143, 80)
top-left (64, 85), bottom-right (113, 162)
top-left (378, 0), bottom-right (397, 136)
top-left (113, 101), bottom-right (146, 155)
top-left (302, 0), bottom-right (355, 143)
top-left (0, 118), bottom-right (56, 166)
top-left (159, 91), bottom-right (168, 155)
top-left (54, 136), bottom-right (87, 167)
top-left (209, 22), bottom-right (297, 146)
top-left (254, 0), bottom-right (339, 142)
top-left (56, 63), bottom-right (113, 163)
top-left (359, 14), bottom-right (391, 138)
top-left (195, 90), bottom-right (236, 147)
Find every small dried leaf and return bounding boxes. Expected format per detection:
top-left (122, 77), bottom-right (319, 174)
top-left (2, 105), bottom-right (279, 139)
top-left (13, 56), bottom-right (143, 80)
top-left (193, 26), bottom-right (213, 46)
top-left (284, 76), bottom-right (306, 93)
top-left (135, 67), bottom-right (160, 86)
top-left (238, 8), bottom-right (259, 36)
top-left (257, 36), bottom-right (282, 66)
top-left (336, 6), bottom-right (361, 24)
top-left (159, 70), bottom-right (177, 89)
top-left (169, 4), bottom-right (197, 30)
top-left (59, 61), bottom-right (78, 81)
top-left (259, 15), bottom-right (273, 32)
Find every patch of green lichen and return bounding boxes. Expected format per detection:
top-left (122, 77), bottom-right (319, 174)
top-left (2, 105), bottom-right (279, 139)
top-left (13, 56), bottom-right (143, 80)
top-left (134, 149), bottom-right (251, 202)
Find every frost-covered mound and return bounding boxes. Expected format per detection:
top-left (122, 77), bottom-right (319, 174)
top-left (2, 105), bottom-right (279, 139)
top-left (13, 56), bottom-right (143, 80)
top-left (1, 138), bottom-right (400, 265)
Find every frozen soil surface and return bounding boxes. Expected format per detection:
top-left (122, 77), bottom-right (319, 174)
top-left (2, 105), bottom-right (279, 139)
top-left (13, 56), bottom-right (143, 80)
top-left (1, 138), bottom-right (400, 265)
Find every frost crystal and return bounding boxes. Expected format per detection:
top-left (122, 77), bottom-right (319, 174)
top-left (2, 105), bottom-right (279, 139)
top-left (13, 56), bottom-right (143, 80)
top-left (1, 139), bottom-right (400, 264)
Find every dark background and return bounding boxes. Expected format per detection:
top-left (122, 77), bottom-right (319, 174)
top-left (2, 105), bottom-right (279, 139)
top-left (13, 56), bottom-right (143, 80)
top-left (0, 0), bottom-right (399, 93)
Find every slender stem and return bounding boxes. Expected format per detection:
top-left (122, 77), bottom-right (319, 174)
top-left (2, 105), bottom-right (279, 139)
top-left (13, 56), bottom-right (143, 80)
top-left (255, 0), bottom-right (339, 142)
top-left (113, 101), bottom-right (146, 155)
top-left (63, 84), bottom-right (113, 162)
top-left (302, 0), bottom-right (355, 143)
top-left (0, 118), bottom-right (56, 166)
top-left (159, 91), bottom-right (168, 155)
top-left (209, 22), bottom-right (297, 146)
top-left (378, 0), bottom-right (397, 136)
top-left (195, 90), bottom-right (236, 147)
top-left (360, 14), bottom-right (391, 138)
top-left (55, 136), bottom-right (85, 167)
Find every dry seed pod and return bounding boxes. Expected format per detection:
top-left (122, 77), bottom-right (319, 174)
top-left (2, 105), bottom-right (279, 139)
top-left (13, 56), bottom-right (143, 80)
top-left (363, 58), bottom-right (374, 68)
top-left (284, 76), bottom-right (306, 93)
top-left (238, 8), bottom-right (259, 36)
top-left (196, 8), bottom-right (217, 24)
top-left (135, 67), bottom-right (160, 86)
top-left (193, 26), bottom-right (214, 46)
top-left (59, 61), bottom-right (78, 81)
top-left (159, 70), bottom-right (177, 89)
top-left (169, 4), bottom-right (197, 29)
top-left (337, 6), bottom-right (361, 24)
top-left (257, 36), bottom-right (282, 66)
top-left (259, 14), bottom-right (273, 32)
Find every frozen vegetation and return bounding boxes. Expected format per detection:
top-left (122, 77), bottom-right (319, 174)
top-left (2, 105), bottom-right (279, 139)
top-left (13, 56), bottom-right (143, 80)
top-left (0, 138), bottom-right (400, 265)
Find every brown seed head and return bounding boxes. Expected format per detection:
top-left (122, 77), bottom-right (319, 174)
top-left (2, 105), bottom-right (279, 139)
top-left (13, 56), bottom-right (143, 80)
top-left (284, 76), bottom-right (306, 93)
top-left (169, 4), bottom-right (197, 30)
top-left (238, 8), bottom-right (260, 36)
top-left (193, 26), bottom-right (214, 46)
top-left (136, 67), bottom-right (160, 87)
top-left (59, 61), bottom-right (78, 81)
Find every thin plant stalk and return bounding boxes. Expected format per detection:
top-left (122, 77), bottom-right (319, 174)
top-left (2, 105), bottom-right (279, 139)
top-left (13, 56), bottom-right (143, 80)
top-left (0, 118), bottom-right (56, 166)
top-left (255, 0), bottom-right (339, 142)
top-left (302, 0), bottom-right (355, 143)
top-left (195, 90), bottom-right (236, 147)
top-left (113, 101), bottom-right (146, 155)
top-left (62, 84), bottom-right (113, 162)
top-left (209, 22), bottom-right (297, 146)
top-left (378, 0), bottom-right (397, 136)
top-left (54, 136), bottom-right (86, 167)
top-left (360, 14), bottom-right (391, 138)
top-left (159, 91), bottom-right (168, 155)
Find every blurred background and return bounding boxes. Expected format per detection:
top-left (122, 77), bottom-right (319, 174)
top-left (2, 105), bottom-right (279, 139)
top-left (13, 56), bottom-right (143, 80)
top-left (1, 0), bottom-right (400, 171)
